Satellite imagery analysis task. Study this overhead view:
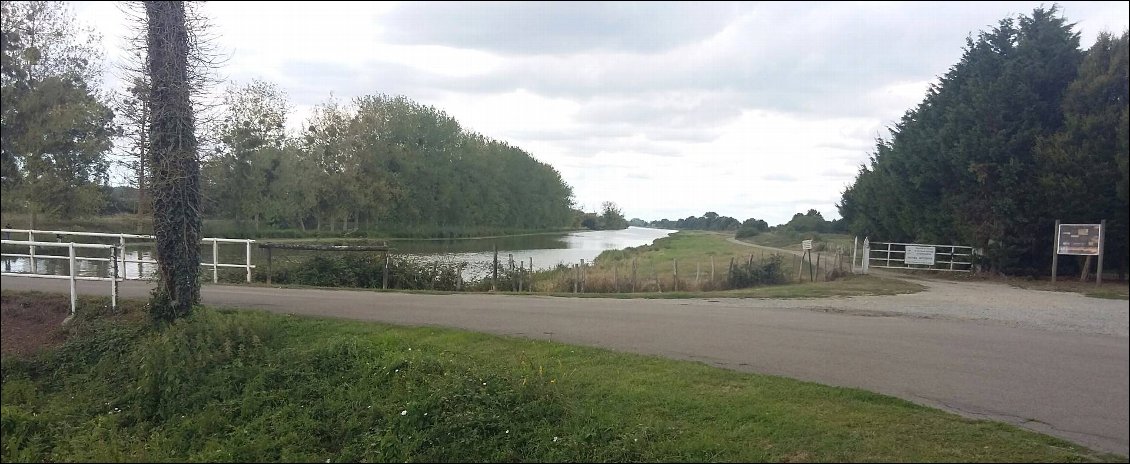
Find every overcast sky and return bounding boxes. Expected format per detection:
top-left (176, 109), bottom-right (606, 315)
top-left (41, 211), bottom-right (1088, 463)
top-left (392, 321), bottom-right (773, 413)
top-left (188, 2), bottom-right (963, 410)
top-left (74, 1), bottom-right (1129, 226)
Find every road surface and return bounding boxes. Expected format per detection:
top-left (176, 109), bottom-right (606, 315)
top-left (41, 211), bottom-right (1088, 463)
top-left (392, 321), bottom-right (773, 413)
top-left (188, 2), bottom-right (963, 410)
top-left (2, 274), bottom-right (1127, 455)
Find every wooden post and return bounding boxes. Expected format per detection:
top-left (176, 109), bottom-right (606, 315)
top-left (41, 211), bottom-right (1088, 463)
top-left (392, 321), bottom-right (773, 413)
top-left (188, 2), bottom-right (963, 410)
top-left (266, 246), bottom-right (273, 285)
top-left (580, 259), bottom-right (586, 293)
top-left (518, 261), bottom-right (524, 292)
top-left (631, 258), bottom-right (638, 292)
top-left (672, 258), bottom-right (678, 291)
top-left (695, 261), bottom-right (700, 288)
top-left (817, 253), bottom-right (822, 281)
top-left (1097, 219), bottom-right (1106, 286)
top-left (492, 244), bottom-right (498, 292)
top-left (654, 269), bottom-right (662, 293)
top-left (796, 253), bottom-right (803, 281)
top-left (573, 264), bottom-right (578, 293)
top-left (728, 257), bottom-right (734, 286)
top-left (1080, 255), bottom-right (1092, 282)
top-left (1051, 219), bottom-right (1060, 284)
top-left (381, 252), bottom-right (390, 289)
top-left (432, 262), bottom-right (438, 290)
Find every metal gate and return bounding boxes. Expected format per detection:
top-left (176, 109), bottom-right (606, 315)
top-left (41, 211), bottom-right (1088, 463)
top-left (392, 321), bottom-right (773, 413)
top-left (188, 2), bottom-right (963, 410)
top-left (857, 237), bottom-right (976, 273)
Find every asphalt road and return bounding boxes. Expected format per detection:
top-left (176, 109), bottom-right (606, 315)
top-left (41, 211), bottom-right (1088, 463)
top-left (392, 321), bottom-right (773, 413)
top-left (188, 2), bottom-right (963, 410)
top-left (2, 275), bottom-right (1127, 455)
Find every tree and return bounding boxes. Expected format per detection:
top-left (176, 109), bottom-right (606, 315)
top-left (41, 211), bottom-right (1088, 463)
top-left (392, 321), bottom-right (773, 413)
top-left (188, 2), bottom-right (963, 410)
top-left (600, 201), bottom-right (628, 230)
top-left (0, 1), bottom-right (115, 224)
top-left (143, 0), bottom-right (208, 321)
top-left (839, 6), bottom-right (1086, 274)
top-left (1036, 31), bottom-right (1129, 278)
top-left (206, 79), bottom-right (289, 231)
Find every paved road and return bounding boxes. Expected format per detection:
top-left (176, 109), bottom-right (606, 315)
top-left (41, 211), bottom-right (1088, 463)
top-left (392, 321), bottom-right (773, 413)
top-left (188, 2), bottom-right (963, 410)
top-left (2, 275), bottom-right (1127, 455)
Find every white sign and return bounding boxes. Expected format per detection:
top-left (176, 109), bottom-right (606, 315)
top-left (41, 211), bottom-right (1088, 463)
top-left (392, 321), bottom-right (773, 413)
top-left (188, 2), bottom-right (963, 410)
top-left (801, 239), bottom-right (813, 250)
top-left (904, 245), bottom-right (936, 265)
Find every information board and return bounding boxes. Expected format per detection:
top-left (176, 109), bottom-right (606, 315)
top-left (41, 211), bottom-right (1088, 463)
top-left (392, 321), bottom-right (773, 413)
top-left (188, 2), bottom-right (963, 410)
top-left (1057, 224), bottom-right (1101, 255)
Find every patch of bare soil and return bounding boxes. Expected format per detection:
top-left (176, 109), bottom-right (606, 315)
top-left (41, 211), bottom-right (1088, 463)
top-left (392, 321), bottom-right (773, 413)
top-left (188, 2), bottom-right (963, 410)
top-left (1, 293), bottom-right (70, 357)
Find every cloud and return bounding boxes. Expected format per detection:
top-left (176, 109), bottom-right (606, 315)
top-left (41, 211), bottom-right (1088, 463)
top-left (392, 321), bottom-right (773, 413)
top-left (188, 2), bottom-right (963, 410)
top-left (379, 2), bottom-right (740, 55)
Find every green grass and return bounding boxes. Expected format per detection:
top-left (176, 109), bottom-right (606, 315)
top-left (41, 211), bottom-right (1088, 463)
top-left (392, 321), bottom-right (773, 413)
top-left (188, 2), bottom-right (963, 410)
top-left (1, 292), bottom-right (1119, 462)
top-left (534, 275), bottom-right (924, 299)
top-left (737, 230), bottom-right (856, 253)
top-left (531, 231), bottom-right (858, 293)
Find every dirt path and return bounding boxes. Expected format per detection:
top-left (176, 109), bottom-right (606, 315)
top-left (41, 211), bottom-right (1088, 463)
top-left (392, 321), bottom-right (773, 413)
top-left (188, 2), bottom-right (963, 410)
top-left (2, 273), bottom-right (1127, 456)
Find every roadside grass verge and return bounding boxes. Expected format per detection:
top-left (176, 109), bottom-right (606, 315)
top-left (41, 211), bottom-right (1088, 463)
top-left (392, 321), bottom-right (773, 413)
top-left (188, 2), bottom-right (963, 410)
top-left (1, 292), bottom-right (1118, 462)
top-left (534, 275), bottom-right (924, 299)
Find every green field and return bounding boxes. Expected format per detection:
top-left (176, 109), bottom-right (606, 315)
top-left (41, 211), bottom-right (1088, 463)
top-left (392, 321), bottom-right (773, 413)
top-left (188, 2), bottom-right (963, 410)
top-left (532, 231), bottom-right (872, 294)
top-left (0, 292), bottom-right (1118, 462)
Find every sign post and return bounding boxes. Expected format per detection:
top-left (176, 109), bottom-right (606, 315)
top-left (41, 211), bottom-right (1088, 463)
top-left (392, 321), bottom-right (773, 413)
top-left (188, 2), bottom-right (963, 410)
top-left (1052, 220), bottom-right (1104, 285)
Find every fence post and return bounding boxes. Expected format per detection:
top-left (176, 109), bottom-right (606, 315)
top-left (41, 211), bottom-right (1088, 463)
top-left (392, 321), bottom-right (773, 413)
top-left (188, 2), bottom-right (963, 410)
top-left (110, 245), bottom-right (118, 310)
top-left (383, 252), bottom-right (389, 290)
top-left (631, 258), bottom-right (637, 292)
top-left (852, 236), bottom-right (858, 274)
top-left (1097, 219), bottom-right (1106, 286)
top-left (212, 239), bottom-right (219, 283)
top-left (672, 258), bottom-right (678, 291)
top-left (68, 242), bottom-right (76, 315)
top-left (245, 239), bottom-right (252, 283)
top-left (29, 231), bottom-right (36, 273)
top-left (580, 259), bottom-right (586, 293)
top-left (1051, 220), bottom-right (1059, 284)
top-left (266, 247), bottom-right (273, 285)
top-left (573, 264), bottom-right (578, 293)
top-left (492, 245), bottom-right (498, 292)
top-left (119, 235), bottom-right (127, 280)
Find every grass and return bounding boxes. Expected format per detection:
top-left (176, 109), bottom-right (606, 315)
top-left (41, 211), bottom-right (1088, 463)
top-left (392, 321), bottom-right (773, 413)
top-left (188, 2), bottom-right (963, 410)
top-left (1, 291), bottom-right (1120, 462)
top-left (534, 275), bottom-right (924, 299)
top-left (737, 230), bottom-right (856, 253)
top-left (530, 231), bottom-right (857, 294)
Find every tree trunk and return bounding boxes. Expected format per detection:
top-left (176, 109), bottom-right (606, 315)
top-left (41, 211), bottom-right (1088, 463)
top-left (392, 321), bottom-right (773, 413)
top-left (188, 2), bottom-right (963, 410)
top-left (146, 1), bottom-right (201, 322)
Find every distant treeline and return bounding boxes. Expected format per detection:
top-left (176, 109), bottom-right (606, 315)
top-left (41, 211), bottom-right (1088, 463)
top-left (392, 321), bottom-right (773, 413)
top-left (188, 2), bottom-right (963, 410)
top-left (646, 210), bottom-right (843, 238)
top-left (838, 7), bottom-right (1128, 276)
top-left (202, 89), bottom-right (576, 234)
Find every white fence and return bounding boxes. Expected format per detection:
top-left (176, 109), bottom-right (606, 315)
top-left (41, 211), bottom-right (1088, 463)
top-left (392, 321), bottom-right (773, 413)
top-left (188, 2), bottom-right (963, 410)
top-left (856, 237), bottom-right (975, 273)
top-left (1, 240), bottom-right (118, 314)
top-left (2, 228), bottom-right (255, 283)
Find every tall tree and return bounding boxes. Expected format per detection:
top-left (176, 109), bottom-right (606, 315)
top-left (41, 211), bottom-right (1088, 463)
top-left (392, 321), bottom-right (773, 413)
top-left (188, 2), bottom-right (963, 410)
top-left (1036, 31), bottom-right (1130, 278)
top-left (145, 0), bottom-right (202, 321)
top-left (839, 6), bottom-right (1086, 274)
top-left (0, 1), bottom-right (114, 224)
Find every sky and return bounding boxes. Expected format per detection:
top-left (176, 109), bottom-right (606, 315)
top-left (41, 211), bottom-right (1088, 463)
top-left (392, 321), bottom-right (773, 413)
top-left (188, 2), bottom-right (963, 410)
top-left (73, 1), bottom-right (1129, 226)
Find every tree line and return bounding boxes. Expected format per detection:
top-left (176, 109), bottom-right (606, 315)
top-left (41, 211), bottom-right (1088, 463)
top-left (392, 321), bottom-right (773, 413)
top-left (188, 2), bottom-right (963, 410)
top-left (838, 6), bottom-right (1128, 277)
top-left (198, 83), bottom-right (576, 234)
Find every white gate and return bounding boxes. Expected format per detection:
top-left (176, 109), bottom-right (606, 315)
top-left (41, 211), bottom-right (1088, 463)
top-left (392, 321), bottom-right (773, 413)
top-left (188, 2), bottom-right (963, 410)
top-left (857, 237), bottom-right (975, 273)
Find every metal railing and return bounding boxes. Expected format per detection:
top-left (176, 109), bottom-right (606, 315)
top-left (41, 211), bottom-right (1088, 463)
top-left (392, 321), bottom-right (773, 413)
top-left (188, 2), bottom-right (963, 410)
top-left (1, 228), bottom-right (255, 283)
top-left (1, 240), bottom-right (118, 313)
top-left (858, 238), bottom-right (975, 273)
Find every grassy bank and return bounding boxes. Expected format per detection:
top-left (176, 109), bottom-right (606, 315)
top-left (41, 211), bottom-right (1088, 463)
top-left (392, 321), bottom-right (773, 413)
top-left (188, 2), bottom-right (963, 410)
top-left (0, 292), bottom-right (1117, 462)
top-left (737, 230), bottom-right (856, 253)
top-left (531, 231), bottom-right (856, 293)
